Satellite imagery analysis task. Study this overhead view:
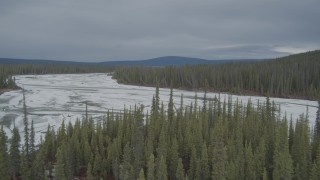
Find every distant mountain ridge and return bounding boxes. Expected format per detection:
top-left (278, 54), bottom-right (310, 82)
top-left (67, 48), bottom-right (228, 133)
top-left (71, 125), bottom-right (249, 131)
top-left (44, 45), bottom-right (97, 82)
top-left (0, 58), bottom-right (89, 65)
top-left (99, 56), bottom-right (260, 66)
top-left (0, 56), bottom-right (260, 66)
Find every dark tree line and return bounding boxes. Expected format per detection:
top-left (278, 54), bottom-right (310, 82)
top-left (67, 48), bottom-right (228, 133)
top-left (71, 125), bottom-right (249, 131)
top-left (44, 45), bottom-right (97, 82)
top-left (113, 50), bottom-right (320, 100)
top-left (0, 64), bottom-right (113, 90)
top-left (0, 68), bottom-right (16, 89)
top-left (1, 87), bottom-right (320, 179)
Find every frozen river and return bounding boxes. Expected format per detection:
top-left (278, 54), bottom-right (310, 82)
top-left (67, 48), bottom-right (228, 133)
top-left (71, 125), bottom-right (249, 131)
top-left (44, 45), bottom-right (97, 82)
top-left (0, 73), bottom-right (318, 142)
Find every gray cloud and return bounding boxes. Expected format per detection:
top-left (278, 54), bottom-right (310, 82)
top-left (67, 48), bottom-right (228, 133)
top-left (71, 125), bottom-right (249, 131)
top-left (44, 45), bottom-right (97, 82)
top-left (0, 0), bottom-right (319, 62)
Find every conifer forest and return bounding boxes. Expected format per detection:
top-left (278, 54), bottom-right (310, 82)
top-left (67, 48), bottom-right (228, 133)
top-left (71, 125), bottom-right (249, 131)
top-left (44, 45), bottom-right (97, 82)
top-left (114, 50), bottom-right (320, 100)
top-left (0, 85), bottom-right (320, 179)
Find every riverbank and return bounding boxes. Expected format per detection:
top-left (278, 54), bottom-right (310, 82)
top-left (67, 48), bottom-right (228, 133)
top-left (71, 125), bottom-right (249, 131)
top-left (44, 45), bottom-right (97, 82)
top-left (114, 80), bottom-right (320, 101)
top-left (0, 87), bottom-right (21, 96)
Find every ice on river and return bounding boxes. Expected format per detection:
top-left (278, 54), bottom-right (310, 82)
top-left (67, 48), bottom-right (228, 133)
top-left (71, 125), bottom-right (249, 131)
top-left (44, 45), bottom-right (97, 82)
top-left (0, 73), bottom-right (318, 143)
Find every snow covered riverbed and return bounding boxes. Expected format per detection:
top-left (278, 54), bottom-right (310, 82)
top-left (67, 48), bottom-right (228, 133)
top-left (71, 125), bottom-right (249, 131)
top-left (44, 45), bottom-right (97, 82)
top-left (0, 73), bottom-right (318, 143)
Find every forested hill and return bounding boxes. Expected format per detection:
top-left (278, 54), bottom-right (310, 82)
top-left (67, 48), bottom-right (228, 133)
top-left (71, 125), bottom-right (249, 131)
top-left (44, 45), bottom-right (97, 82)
top-left (99, 56), bottom-right (259, 66)
top-left (113, 50), bottom-right (320, 100)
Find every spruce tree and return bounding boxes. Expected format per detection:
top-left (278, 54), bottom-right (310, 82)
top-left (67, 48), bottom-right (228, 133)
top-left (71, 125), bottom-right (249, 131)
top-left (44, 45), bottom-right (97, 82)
top-left (0, 126), bottom-right (10, 179)
top-left (188, 145), bottom-right (198, 179)
top-left (255, 137), bottom-right (266, 179)
top-left (138, 168), bottom-right (146, 180)
top-left (93, 149), bottom-right (102, 178)
top-left (273, 121), bottom-right (293, 180)
top-left (20, 146), bottom-right (31, 180)
top-left (10, 126), bottom-right (21, 179)
top-left (313, 143), bottom-right (320, 179)
top-left (112, 158), bottom-right (120, 180)
top-left (313, 101), bottom-right (320, 160)
top-left (132, 107), bottom-right (145, 178)
top-left (120, 143), bottom-right (134, 180)
top-left (29, 120), bottom-right (36, 180)
top-left (156, 155), bottom-right (167, 180)
top-left (262, 168), bottom-right (269, 180)
top-left (292, 116), bottom-right (310, 179)
top-left (55, 148), bottom-right (67, 180)
top-left (147, 154), bottom-right (155, 180)
top-left (176, 158), bottom-right (185, 180)
top-left (226, 160), bottom-right (236, 180)
top-left (244, 143), bottom-right (256, 179)
top-left (168, 87), bottom-right (174, 126)
top-left (288, 119), bottom-right (294, 153)
top-left (155, 85), bottom-right (160, 116)
top-left (23, 90), bottom-right (30, 159)
top-left (168, 137), bottom-right (179, 179)
top-left (32, 148), bottom-right (46, 180)
top-left (200, 143), bottom-right (209, 180)
top-left (315, 101), bottom-right (320, 136)
top-left (157, 122), bottom-right (167, 159)
top-left (30, 120), bottom-right (35, 156)
top-left (211, 121), bottom-right (227, 180)
top-left (309, 162), bottom-right (318, 180)
top-left (87, 162), bottom-right (94, 180)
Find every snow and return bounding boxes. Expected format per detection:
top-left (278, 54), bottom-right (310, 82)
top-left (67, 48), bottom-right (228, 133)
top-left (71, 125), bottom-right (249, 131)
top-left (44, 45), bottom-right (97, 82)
top-left (0, 73), bottom-right (318, 144)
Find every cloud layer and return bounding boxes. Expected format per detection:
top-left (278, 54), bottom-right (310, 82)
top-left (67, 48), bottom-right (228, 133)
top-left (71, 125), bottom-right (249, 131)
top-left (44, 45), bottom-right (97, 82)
top-left (0, 0), bottom-right (319, 61)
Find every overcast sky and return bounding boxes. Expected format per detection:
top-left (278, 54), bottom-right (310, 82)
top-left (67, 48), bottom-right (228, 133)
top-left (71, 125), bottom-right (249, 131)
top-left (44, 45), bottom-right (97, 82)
top-left (0, 0), bottom-right (319, 62)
